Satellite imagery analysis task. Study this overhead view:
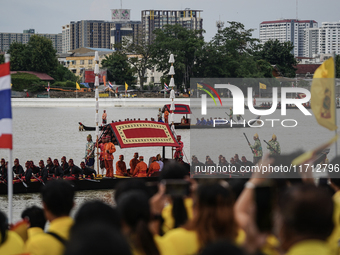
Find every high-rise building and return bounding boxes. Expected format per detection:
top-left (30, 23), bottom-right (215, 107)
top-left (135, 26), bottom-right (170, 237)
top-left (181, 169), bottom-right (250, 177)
top-left (318, 21), bottom-right (340, 55)
top-left (62, 10), bottom-right (142, 53)
top-left (259, 19), bottom-right (318, 57)
top-left (0, 29), bottom-right (62, 53)
top-left (141, 9), bottom-right (203, 44)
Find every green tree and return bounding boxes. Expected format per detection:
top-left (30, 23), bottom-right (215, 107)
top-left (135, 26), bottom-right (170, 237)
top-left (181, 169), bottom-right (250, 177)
top-left (195, 22), bottom-right (267, 78)
top-left (7, 42), bottom-right (29, 71)
top-left (101, 51), bottom-right (135, 85)
top-left (0, 54), bottom-right (4, 64)
top-left (257, 39), bottom-right (297, 77)
top-left (26, 35), bottom-right (58, 77)
top-left (120, 38), bottom-right (153, 90)
top-left (149, 24), bottom-right (205, 88)
top-left (53, 64), bottom-right (79, 82)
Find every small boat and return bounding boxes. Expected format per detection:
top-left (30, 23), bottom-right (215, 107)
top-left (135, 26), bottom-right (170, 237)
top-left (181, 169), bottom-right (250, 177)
top-left (79, 122), bottom-right (104, 131)
top-left (189, 116), bottom-right (261, 129)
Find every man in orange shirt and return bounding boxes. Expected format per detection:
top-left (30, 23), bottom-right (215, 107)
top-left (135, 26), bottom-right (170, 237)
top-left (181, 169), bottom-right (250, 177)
top-left (164, 107), bottom-right (169, 124)
top-left (102, 110), bottom-right (107, 125)
top-left (103, 135), bottom-right (116, 178)
top-left (148, 157), bottom-right (160, 177)
top-left (134, 156), bottom-right (148, 177)
top-left (129, 152), bottom-right (139, 176)
top-left (116, 155), bottom-right (127, 176)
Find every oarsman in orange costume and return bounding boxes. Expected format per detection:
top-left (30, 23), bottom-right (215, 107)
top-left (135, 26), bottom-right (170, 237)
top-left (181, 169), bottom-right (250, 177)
top-left (133, 156), bottom-right (148, 177)
top-left (103, 135), bottom-right (116, 178)
top-left (116, 155), bottom-right (128, 176)
top-left (129, 152), bottom-right (139, 176)
top-left (102, 110), bottom-right (107, 125)
top-left (148, 157), bottom-right (160, 177)
top-left (164, 107), bottom-right (169, 124)
top-left (174, 135), bottom-right (184, 162)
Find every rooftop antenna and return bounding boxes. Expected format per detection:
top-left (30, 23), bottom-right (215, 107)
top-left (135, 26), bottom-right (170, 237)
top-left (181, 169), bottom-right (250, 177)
top-left (216, 15), bottom-right (224, 31)
top-left (296, 0), bottom-right (298, 20)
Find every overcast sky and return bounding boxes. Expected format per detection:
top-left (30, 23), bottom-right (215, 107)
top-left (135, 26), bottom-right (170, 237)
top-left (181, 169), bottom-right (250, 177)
top-left (1, 0), bottom-right (340, 42)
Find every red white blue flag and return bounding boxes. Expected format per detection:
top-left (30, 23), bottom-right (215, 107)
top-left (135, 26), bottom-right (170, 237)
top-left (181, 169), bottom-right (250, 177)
top-left (108, 81), bottom-right (114, 90)
top-left (0, 62), bottom-right (12, 149)
top-left (164, 82), bottom-right (169, 91)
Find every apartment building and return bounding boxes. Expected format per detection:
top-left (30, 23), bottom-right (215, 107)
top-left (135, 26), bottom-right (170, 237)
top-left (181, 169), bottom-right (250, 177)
top-left (0, 29), bottom-right (62, 53)
top-left (141, 9), bottom-right (203, 44)
top-left (259, 19), bottom-right (318, 57)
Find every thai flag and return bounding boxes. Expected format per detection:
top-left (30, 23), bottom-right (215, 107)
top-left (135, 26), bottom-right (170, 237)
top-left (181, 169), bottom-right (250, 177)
top-left (47, 82), bottom-right (50, 92)
top-left (164, 82), bottom-right (169, 91)
top-left (108, 81), bottom-right (114, 90)
top-left (0, 62), bottom-right (12, 149)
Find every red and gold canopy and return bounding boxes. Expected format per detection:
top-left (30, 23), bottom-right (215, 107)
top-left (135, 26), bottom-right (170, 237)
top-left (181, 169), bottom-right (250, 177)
top-left (164, 104), bottom-right (191, 114)
top-left (109, 121), bottom-right (179, 148)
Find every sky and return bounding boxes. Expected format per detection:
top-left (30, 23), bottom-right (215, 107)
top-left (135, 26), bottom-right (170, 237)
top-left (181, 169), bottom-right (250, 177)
top-left (1, 0), bottom-right (340, 42)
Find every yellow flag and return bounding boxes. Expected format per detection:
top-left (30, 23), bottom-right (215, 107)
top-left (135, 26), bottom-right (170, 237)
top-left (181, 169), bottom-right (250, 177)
top-left (311, 57), bottom-right (337, 131)
top-left (76, 82), bottom-right (80, 90)
top-left (125, 82), bottom-right (128, 91)
top-left (197, 83), bottom-right (203, 89)
top-left (259, 82), bottom-right (266, 89)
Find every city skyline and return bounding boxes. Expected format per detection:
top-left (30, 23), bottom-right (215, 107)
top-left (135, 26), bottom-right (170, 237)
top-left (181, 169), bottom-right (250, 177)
top-left (1, 0), bottom-right (340, 42)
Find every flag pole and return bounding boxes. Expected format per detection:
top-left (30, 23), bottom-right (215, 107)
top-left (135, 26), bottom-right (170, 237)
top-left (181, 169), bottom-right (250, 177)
top-left (5, 53), bottom-right (13, 224)
top-left (94, 52), bottom-right (100, 175)
top-left (333, 52), bottom-right (338, 156)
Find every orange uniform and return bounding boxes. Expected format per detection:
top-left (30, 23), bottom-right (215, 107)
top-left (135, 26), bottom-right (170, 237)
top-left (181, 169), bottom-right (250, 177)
top-left (130, 158), bottom-right (140, 176)
top-left (164, 110), bottom-right (169, 124)
top-left (116, 161), bottom-right (127, 176)
top-left (134, 161), bottom-right (148, 177)
top-left (104, 142), bottom-right (116, 177)
top-left (148, 161), bottom-right (160, 176)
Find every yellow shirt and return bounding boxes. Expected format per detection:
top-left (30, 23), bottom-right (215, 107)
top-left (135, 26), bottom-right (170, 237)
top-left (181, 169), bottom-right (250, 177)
top-left (131, 235), bottom-right (176, 255)
top-left (0, 230), bottom-right (25, 255)
top-left (328, 191), bottom-right (340, 255)
top-left (160, 227), bottom-right (244, 255)
top-left (27, 227), bottom-right (44, 239)
top-left (286, 240), bottom-right (331, 255)
top-left (161, 198), bottom-right (193, 234)
top-left (25, 216), bottom-right (74, 255)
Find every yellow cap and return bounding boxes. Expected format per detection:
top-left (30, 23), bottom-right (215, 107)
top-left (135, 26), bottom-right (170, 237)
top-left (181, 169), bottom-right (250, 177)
top-left (272, 134), bottom-right (277, 140)
top-left (254, 133), bottom-right (259, 138)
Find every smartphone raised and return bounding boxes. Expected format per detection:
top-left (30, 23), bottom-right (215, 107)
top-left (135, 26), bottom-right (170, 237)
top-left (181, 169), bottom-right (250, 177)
top-left (161, 179), bottom-right (190, 197)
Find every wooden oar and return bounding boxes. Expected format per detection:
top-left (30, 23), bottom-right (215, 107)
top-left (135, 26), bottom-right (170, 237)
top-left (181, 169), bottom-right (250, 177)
top-left (243, 133), bottom-right (255, 154)
top-left (263, 140), bottom-right (279, 154)
top-left (80, 178), bottom-right (100, 183)
top-left (32, 174), bottom-right (45, 185)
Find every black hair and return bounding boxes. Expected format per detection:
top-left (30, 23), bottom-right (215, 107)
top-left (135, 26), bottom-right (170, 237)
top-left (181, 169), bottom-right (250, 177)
top-left (65, 222), bottom-right (131, 255)
top-left (160, 159), bottom-right (190, 229)
top-left (200, 240), bottom-right (245, 255)
top-left (41, 180), bottom-right (74, 217)
top-left (73, 200), bottom-right (120, 231)
top-left (114, 179), bottom-right (150, 202)
top-left (278, 184), bottom-right (333, 240)
top-left (0, 210), bottom-right (8, 245)
top-left (117, 191), bottom-right (159, 255)
top-left (21, 206), bottom-right (46, 229)
top-left (329, 156), bottom-right (340, 187)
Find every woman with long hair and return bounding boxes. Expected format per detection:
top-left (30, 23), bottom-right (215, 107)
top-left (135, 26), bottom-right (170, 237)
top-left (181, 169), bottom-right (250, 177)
top-left (158, 182), bottom-right (239, 255)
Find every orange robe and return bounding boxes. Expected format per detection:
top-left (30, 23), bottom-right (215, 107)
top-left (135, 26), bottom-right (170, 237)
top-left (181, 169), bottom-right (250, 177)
top-left (104, 142), bottom-right (116, 177)
top-left (134, 161), bottom-right (148, 177)
top-left (130, 158), bottom-right (140, 176)
top-left (148, 161), bottom-right (160, 176)
top-left (116, 161), bottom-right (127, 176)
top-left (164, 110), bottom-right (169, 123)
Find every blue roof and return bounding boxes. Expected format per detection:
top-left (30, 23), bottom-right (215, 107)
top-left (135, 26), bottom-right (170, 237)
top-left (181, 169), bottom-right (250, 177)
top-left (86, 47), bottom-right (114, 52)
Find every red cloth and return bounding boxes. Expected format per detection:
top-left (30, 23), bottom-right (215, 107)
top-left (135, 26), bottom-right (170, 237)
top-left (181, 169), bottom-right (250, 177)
top-left (103, 142), bottom-right (116, 160)
top-left (134, 161), bottom-right (148, 177)
top-left (116, 161), bottom-right (127, 176)
top-left (148, 161), bottom-right (160, 176)
top-left (130, 158), bottom-right (140, 176)
top-left (105, 159), bottom-right (114, 177)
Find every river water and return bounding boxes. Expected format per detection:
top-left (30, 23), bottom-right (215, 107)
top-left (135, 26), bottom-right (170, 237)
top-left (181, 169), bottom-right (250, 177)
top-left (0, 100), bottom-right (339, 222)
